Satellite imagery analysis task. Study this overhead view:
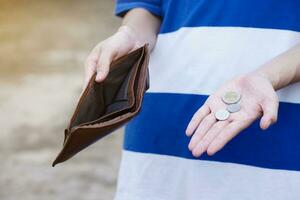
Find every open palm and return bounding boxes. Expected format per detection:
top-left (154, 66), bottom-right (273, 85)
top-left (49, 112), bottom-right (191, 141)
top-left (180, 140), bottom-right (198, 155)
top-left (185, 74), bottom-right (279, 157)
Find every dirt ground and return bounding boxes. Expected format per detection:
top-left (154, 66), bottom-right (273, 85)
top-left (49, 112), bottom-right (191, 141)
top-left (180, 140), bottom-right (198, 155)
top-left (0, 1), bottom-right (124, 199)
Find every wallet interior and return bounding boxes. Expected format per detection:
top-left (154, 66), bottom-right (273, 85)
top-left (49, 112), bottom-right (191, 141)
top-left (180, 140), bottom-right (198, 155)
top-left (69, 50), bottom-right (143, 129)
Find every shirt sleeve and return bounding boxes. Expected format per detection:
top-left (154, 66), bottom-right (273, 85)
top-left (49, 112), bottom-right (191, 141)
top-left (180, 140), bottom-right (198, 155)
top-left (115, 0), bottom-right (162, 17)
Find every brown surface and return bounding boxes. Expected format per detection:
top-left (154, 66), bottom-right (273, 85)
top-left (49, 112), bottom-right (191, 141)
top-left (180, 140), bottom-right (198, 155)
top-left (0, 0), bottom-right (123, 199)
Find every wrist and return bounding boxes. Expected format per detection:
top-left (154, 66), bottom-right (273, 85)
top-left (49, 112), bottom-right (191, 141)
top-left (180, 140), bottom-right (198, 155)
top-left (250, 69), bottom-right (280, 90)
top-left (118, 24), bottom-right (157, 50)
top-left (118, 24), bottom-right (139, 42)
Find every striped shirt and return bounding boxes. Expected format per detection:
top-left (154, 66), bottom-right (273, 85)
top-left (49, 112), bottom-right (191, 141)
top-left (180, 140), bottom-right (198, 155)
top-left (115, 0), bottom-right (300, 199)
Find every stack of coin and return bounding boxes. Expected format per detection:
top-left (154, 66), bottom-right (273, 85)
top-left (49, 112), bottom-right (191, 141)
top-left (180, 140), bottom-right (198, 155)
top-left (214, 91), bottom-right (241, 121)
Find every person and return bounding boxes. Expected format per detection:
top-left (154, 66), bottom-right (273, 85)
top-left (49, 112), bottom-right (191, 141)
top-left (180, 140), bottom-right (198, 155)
top-left (84, 1), bottom-right (300, 199)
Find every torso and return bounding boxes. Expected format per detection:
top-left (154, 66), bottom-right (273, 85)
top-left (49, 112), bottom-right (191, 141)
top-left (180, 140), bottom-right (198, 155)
top-left (115, 1), bottom-right (300, 199)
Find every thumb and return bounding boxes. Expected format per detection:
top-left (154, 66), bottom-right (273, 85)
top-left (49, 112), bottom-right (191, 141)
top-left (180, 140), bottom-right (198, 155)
top-left (96, 49), bottom-right (117, 82)
top-left (260, 96), bottom-right (279, 130)
top-left (84, 44), bottom-right (101, 89)
top-left (83, 60), bottom-right (97, 89)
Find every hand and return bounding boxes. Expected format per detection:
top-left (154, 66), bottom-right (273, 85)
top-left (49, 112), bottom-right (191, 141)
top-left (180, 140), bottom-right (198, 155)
top-left (84, 25), bottom-right (144, 88)
top-left (185, 73), bottom-right (279, 157)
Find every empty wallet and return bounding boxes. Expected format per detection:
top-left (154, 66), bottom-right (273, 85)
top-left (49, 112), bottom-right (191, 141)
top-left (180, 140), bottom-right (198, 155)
top-left (52, 45), bottom-right (149, 167)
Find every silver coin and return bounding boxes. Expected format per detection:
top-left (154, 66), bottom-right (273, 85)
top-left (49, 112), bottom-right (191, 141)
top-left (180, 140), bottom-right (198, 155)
top-left (222, 91), bottom-right (241, 104)
top-left (215, 109), bottom-right (230, 121)
top-left (227, 103), bottom-right (241, 113)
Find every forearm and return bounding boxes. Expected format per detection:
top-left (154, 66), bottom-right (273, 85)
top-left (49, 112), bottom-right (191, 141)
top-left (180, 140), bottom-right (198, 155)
top-left (120, 8), bottom-right (161, 51)
top-left (254, 44), bottom-right (300, 90)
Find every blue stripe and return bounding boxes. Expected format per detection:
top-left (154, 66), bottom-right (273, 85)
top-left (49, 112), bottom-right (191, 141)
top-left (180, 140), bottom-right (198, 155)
top-left (124, 93), bottom-right (300, 171)
top-left (115, 0), bottom-right (300, 33)
top-left (115, 0), bottom-right (162, 17)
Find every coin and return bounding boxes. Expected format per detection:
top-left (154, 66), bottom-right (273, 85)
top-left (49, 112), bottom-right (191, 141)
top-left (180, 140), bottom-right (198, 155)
top-left (222, 91), bottom-right (241, 104)
top-left (215, 109), bottom-right (230, 121)
top-left (227, 103), bottom-right (241, 113)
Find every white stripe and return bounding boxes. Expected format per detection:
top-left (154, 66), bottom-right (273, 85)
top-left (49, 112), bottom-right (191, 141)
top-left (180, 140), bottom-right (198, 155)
top-left (115, 151), bottom-right (300, 200)
top-left (148, 27), bottom-right (300, 104)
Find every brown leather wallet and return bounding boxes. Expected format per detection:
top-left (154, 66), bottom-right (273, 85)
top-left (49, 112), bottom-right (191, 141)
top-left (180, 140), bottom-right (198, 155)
top-left (52, 45), bottom-right (149, 167)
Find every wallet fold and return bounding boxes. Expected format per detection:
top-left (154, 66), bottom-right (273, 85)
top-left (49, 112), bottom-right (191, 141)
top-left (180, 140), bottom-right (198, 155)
top-left (52, 45), bottom-right (149, 166)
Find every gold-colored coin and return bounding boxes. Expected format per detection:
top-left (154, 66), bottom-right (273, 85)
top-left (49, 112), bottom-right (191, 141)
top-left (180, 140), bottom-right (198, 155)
top-left (222, 91), bottom-right (241, 104)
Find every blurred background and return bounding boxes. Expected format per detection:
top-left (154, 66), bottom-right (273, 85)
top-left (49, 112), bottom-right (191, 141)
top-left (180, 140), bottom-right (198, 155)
top-left (0, 0), bottom-right (123, 199)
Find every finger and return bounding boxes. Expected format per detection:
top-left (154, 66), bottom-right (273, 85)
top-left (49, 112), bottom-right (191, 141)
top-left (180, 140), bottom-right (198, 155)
top-left (192, 121), bottom-right (228, 157)
top-left (188, 114), bottom-right (216, 151)
top-left (185, 105), bottom-right (210, 136)
top-left (95, 48), bottom-right (117, 82)
top-left (260, 97), bottom-right (279, 130)
top-left (83, 59), bottom-right (97, 89)
top-left (84, 45), bottom-right (102, 88)
top-left (207, 120), bottom-right (252, 155)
